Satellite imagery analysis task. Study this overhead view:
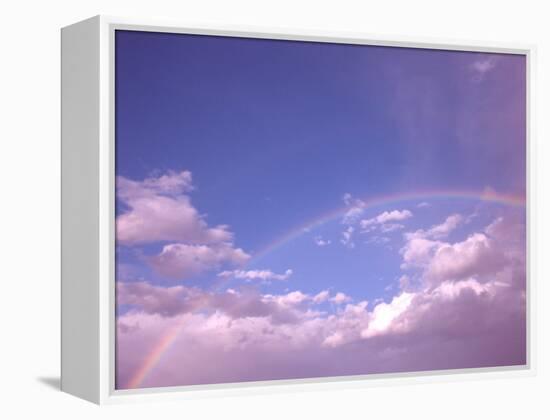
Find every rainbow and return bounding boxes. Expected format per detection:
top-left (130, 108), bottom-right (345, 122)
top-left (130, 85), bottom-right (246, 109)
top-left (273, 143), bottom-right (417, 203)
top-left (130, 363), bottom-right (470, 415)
top-left (124, 318), bottom-right (187, 389)
top-left (123, 188), bottom-right (525, 389)
top-left (249, 189), bottom-right (525, 263)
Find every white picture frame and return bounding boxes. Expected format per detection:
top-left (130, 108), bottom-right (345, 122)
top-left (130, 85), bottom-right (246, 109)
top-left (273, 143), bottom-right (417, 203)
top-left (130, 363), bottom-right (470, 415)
top-left (61, 15), bottom-right (535, 404)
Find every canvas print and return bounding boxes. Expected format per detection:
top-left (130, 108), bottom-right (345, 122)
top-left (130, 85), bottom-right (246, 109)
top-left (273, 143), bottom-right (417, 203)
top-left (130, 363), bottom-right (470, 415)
top-left (114, 30), bottom-right (527, 390)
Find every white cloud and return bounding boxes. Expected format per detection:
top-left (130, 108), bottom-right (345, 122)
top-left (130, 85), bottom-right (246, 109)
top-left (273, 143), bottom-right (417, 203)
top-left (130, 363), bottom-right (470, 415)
top-left (330, 292), bottom-right (351, 305)
top-left (361, 209), bottom-right (412, 227)
top-left (341, 226), bottom-right (355, 248)
top-left (405, 213), bottom-right (462, 241)
top-left (425, 214), bottom-right (463, 238)
top-left (342, 206), bottom-right (364, 225)
top-left (341, 193), bottom-right (366, 225)
top-left (263, 290), bottom-right (310, 306)
top-left (314, 236), bottom-right (331, 247)
top-left (401, 237), bottom-right (442, 269)
top-left (218, 268), bottom-right (293, 282)
top-left (360, 209), bottom-right (412, 233)
top-left (313, 290), bottom-right (330, 304)
top-left (417, 202), bottom-right (430, 208)
top-left (361, 292), bottom-right (414, 338)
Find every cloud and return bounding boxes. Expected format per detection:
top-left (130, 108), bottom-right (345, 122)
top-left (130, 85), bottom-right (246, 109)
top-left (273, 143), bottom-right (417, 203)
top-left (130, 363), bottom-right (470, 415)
top-left (118, 282), bottom-right (351, 320)
top-left (361, 209), bottom-right (413, 227)
top-left (117, 282), bottom-right (203, 316)
top-left (424, 233), bottom-right (507, 284)
top-left (406, 213), bottom-right (462, 241)
top-left (360, 209), bottom-right (412, 233)
top-left (330, 292), bottom-right (352, 305)
top-left (313, 290), bottom-right (330, 304)
top-left (118, 282), bottom-right (318, 326)
top-left (401, 214), bottom-right (521, 286)
top-left (149, 243), bottom-right (250, 279)
top-left (361, 292), bottom-right (414, 338)
top-left (116, 215), bottom-right (526, 389)
top-left (116, 171), bottom-right (233, 245)
top-left (366, 236), bottom-right (391, 246)
top-left (342, 193), bottom-right (353, 206)
top-left (380, 223), bottom-right (404, 233)
top-left (341, 226), bottom-right (355, 248)
top-left (417, 202), bottom-right (430, 208)
top-left (218, 268), bottom-right (293, 282)
top-left (117, 170), bottom-right (251, 280)
top-left (341, 193), bottom-right (366, 225)
top-left (470, 56), bottom-right (497, 81)
top-left (314, 236), bottom-right (331, 247)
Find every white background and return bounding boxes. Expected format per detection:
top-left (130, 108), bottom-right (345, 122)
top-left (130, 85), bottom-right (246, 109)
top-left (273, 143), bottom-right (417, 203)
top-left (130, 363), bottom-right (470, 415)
top-left (0, 0), bottom-right (548, 418)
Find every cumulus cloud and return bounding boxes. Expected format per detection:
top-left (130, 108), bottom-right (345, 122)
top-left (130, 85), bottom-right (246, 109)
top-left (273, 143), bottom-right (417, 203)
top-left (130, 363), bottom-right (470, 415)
top-left (117, 214), bottom-right (526, 389)
top-left (424, 233), bottom-right (507, 283)
top-left (361, 292), bottom-right (414, 338)
top-left (117, 170), bottom-right (251, 280)
top-left (148, 243), bottom-right (250, 279)
top-left (218, 268), bottom-right (293, 282)
top-left (330, 292), bottom-right (352, 305)
top-left (401, 213), bottom-right (523, 288)
top-left (116, 171), bottom-right (233, 245)
top-left (313, 290), bottom-right (330, 304)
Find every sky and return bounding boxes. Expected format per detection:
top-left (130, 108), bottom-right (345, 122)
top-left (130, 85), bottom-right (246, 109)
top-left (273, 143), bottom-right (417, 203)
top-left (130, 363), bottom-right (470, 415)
top-left (114, 30), bottom-right (526, 390)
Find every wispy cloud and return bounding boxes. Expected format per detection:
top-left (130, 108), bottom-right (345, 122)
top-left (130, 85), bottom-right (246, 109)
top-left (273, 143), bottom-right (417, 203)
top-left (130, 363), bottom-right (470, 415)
top-left (405, 213), bottom-right (462, 241)
top-left (341, 226), bottom-right (355, 248)
top-left (218, 268), bottom-right (293, 282)
top-left (470, 56), bottom-right (497, 81)
top-left (314, 236), bottom-right (331, 247)
top-left (341, 193), bottom-right (367, 225)
top-left (360, 209), bottom-right (413, 234)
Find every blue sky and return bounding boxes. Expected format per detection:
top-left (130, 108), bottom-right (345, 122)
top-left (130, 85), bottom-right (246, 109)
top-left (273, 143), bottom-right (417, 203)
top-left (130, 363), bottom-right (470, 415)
top-left (115, 30), bottom-right (524, 301)
top-left (114, 30), bottom-right (526, 388)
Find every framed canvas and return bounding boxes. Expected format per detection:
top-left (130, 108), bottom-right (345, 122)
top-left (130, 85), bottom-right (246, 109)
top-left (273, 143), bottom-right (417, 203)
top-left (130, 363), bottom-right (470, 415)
top-left (61, 15), bottom-right (535, 404)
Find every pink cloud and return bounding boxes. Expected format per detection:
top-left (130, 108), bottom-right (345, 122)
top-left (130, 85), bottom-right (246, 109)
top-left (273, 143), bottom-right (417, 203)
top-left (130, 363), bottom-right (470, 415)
top-left (148, 243), bottom-right (250, 279)
top-left (425, 233), bottom-right (507, 283)
top-left (116, 215), bottom-right (526, 388)
top-left (116, 171), bottom-right (233, 245)
top-left (117, 170), bottom-right (252, 280)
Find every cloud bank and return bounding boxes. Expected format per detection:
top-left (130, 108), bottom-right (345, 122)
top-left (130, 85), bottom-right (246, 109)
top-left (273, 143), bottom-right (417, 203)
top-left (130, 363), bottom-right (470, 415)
top-left (116, 214), bottom-right (526, 388)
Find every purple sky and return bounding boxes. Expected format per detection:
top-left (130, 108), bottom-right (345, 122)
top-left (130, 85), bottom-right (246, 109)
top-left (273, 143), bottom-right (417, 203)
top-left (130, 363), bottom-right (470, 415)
top-left (114, 30), bottom-right (526, 389)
